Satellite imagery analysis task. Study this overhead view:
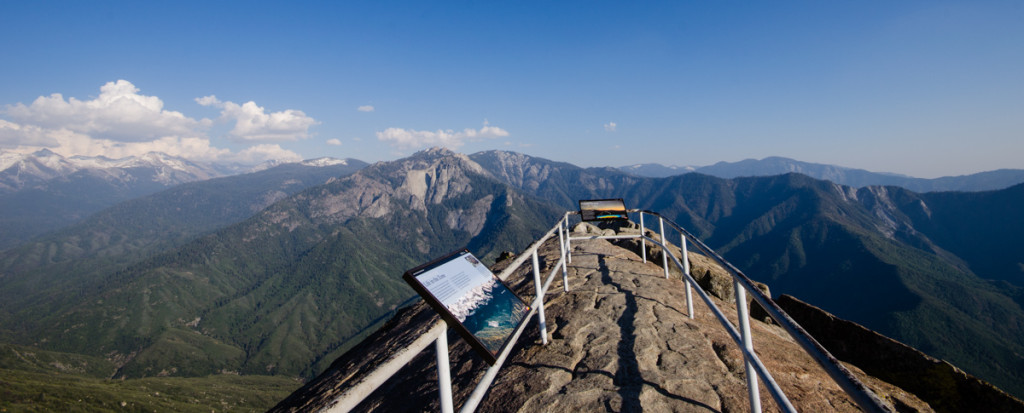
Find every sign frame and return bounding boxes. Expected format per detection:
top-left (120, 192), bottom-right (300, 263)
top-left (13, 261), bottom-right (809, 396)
top-left (403, 249), bottom-right (532, 365)
top-left (578, 198), bottom-right (629, 222)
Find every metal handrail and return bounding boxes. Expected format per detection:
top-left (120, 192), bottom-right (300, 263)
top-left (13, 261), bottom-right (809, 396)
top-left (566, 212), bottom-right (792, 411)
top-left (628, 234), bottom-right (795, 412)
top-left (323, 209), bottom-right (892, 413)
top-left (321, 212), bottom-right (572, 413)
top-left (620, 209), bottom-right (892, 413)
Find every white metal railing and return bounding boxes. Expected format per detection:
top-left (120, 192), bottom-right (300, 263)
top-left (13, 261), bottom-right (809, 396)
top-left (323, 210), bottom-right (893, 413)
top-left (620, 209), bottom-right (892, 413)
top-left (322, 213), bottom-right (570, 413)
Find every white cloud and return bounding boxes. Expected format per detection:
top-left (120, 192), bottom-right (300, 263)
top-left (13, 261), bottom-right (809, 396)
top-left (376, 123), bottom-right (509, 150)
top-left (222, 101), bottom-right (317, 142)
top-left (29, 133), bottom-right (301, 165)
top-left (195, 95), bottom-right (221, 107)
top-left (326, 138), bottom-right (342, 146)
top-left (199, 95), bottom-right (318, 142)
top-left (0, 119), bottom-right (60, 148)
top-left (1, 80), bottom-right (308, 165)
top-left (5, 80), bottom-right (205, 142)
top-left (38, 133), bottom-right (230, 162)
top-left (604, 122), bottom-right (617, 132)
top-left (357, 105), bottom-right (375, 112)
top-left (228, 144), bottom-right (303, 164)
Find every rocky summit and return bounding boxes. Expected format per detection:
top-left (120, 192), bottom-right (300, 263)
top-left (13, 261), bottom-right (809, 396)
top-left (273, 221), bottom-right (1022, 412)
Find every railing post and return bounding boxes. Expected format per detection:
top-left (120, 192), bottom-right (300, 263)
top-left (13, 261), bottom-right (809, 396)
top-left (681, 233), bottom-right (694, 319)
top-left (532, 250), bottom-right (549, 345)
top-left (565, 216), bottom-right (572, 264)
top-left (558, 219), bottom-right (569, 292)
top-left (659, 217), bottom-right (669, 279)
top-left (734, 280), bottom-right (762, 413)
top-left (639, 212), bottom-right (647, 263)
top-left (435, 323), bottom-right (455, 413)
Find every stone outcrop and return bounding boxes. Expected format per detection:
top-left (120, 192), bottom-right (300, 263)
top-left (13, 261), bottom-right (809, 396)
top-left (271, 224), bottom-right (951, 412)
top-left (581, 221), bottom-right (774, 322)
top-left (777, 295), bottom-right (1024, 413)
top-left (471, 237), bottom-right (928, 412)
top-left (308, 147), bottom-right (489, 225)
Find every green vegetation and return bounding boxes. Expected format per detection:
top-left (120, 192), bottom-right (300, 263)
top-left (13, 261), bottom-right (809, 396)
top-left (0, 368), bottom-right (297, 412)
top-left (0, 152), bottom-right (560, 410)
top-left (0, 343), bottom-right (297, 411)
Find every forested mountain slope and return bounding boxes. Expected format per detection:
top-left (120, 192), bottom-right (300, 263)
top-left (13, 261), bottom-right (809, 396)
top-left (0, 159), bottom-right (368, 272)
top-left (0, 148), bottom-right (559, 381)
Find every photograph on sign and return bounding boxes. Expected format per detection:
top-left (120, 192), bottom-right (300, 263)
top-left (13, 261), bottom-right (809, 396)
top-left (403, 249), bottom-right (531, 364)
top-left (579, 198), bottom-right (629, 221)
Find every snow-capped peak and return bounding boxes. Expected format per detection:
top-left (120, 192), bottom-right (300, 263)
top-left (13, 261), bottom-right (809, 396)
top-left (0, 150), bottom-right (222, 190)
top-left (0, 152), bottom-right (27, 172)
top-left (301, 157), bottom-right (348, 167)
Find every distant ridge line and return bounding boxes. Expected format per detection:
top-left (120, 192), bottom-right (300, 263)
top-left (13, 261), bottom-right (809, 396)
top-left (618, 156), bottom-right (1024, 192)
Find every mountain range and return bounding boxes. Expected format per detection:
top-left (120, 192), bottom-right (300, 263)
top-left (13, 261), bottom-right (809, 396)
top-left (0, 148), bottom-right (1022, 410)
top-left (618, 163), bottom-right (696, 177)
top-left (477, 150), bottom-right (1024, 397)
top-left (0, 157), bottom-right (369, 303)
top-left (0, 148), bottom-right (559, 383)
top-left (1, 150), bottom-right (225, 250)
top-left (6, 150), bottom-right (1019, 254)
top-left (620, 156), bottom-right (1024, 193)
top-left (0, 150), bottom-right (371, 251)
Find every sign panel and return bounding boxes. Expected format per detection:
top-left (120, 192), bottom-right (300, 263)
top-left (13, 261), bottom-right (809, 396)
top-left (579, 198), bottom-right (629, 221)
top-left (403, 249), bottom-right (531, 365)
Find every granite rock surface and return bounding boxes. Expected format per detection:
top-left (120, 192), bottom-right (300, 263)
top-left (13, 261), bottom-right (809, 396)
top-left (272, 225), bottom-right (933, 412)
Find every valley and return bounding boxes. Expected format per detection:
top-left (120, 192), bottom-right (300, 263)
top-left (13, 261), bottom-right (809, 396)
top-left (1, 148), bottom-right (1022, 410)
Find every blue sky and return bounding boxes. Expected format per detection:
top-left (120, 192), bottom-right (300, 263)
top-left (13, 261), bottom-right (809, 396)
top-left (1, 1), bottom-right (1021, 178)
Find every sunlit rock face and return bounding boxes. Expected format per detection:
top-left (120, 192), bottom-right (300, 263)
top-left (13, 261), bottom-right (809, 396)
top-left (309, 147), bottom-right (490, 226)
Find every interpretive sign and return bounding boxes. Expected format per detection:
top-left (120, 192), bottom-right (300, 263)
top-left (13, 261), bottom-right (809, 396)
top-left (403, 249), bottom-right (531, 365)
top-left (579, 198), bottom-right (629, 221)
